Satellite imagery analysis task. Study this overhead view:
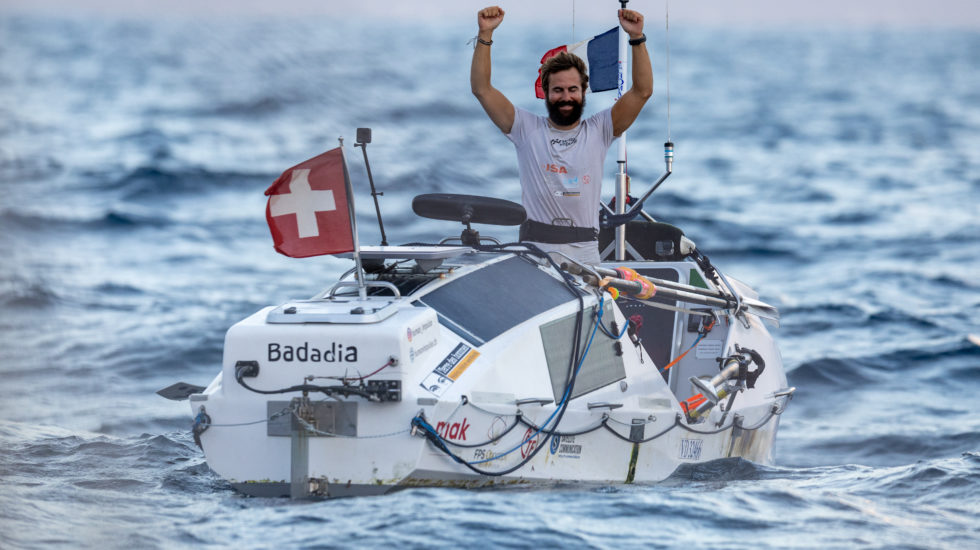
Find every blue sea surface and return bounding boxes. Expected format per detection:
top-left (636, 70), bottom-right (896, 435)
top-left (1, 12), bottom-right (979, 549)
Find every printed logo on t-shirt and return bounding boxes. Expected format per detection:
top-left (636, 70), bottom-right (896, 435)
top-left (551, 137), bottom-right (578, 147)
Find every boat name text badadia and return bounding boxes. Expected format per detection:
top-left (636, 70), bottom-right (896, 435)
top-left (268, 342), bottom-right (358, 363)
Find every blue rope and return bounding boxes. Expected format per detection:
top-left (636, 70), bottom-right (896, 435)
top-left (596, 298), bottom-right (630, 340)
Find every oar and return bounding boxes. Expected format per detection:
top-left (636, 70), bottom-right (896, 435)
top-left (570, 267), bottom-right (780, 322)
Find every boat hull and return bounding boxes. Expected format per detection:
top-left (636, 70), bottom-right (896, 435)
top-left (188, 251), bottom-right (792, 497)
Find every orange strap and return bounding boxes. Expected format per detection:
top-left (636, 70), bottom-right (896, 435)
top-left (661, 343), bottom-right (695, 372)
top-left (612, 267), bottom-right (657, 299)
top-left (662, 319), bottom-right (715, 373)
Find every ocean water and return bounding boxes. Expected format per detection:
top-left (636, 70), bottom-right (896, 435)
top-left (1, 11), bottom-right (979, 549)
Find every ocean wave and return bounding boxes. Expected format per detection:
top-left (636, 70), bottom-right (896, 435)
top-left (866, 307), bottom-right (940, 329)
top-left (789, 356), bottom-right (881, 389)
top-left (778, 303), bottom-right (867, 335)
top-left (0, 208), bottom-right (173, 232)
top-left (796, 436), bottom-right (980, 481)
top-left (704, 245), bottom-right (802, 259)
top-left (791, 340), bottom-right (979, 386)
top-left (875, 452), bottom-right (980, 503)
top-left (781, 300), bottom-right (948, 337)
top-left (0, 150), bottom-right (64, 183)
top-left (652, 215), bottom-right (802, 259)
top-left (822, 210), bottom-right (881, 224)
top-left (782, 302), bottom-right (866, 318)
top-left (0, 278), bottom-right (60, 309)
top-left (110, 165), bottom-right (270, 201)
top-left (197, 96), bottom-right (292, 117)
top-left (0, 422), bottom-right (211, 488)
top-left (145, 95), bottom-right (295, 119)
top-left (382, 100), bottom-right (474, 123)
top-left (667, 457), bottom-right (772, 483)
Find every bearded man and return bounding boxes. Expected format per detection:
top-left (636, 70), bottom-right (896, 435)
top-left (470, 6), bottom-right (653, 265)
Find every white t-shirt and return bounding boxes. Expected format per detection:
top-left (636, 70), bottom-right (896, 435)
top-left (506, 106), bottom-right (618, 264)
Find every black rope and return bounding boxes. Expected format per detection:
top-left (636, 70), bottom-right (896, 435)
top-left (417, 395), bottom-right (785, 475)
top-left (600, 415), bottom-right (680, 444)
top-left (235, 370), bottom-right (380, 402)
top-left (517, 415), bottom-right (606, 438)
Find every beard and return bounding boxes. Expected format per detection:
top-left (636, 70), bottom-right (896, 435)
top-left (546, 95), bottom-right (585, 127)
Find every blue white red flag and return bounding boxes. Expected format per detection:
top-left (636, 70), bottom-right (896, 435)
top-left (265, 147), bottom-right (354, 258)
top-left (535, 27), bottom-right (619, 99)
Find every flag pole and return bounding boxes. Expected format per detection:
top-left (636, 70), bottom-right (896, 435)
top-left (338, 137), bottom-right (367, 300)
top-left (614, 0), bottom-right (629, 261)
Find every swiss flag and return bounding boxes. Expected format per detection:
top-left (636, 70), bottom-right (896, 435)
top-left (264, 147), bottom-right (354, 258)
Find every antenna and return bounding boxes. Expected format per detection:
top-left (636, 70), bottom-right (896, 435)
top-left (665, 0), bottom-right (671, 142)
top-left (354, 127), bottom-right (389, 246)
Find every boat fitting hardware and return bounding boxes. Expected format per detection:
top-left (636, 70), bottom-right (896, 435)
top-left (588, 402), bottom-right (624, 411)
top-left (772, 387), bottom-right (797, 398)
top-left (410, 409), bottom-right (427, 437)
top-left (328, 280), bottom-right (401, 299)
top-left (366, 380), bottom-right (401, 402)
top-left (155, 381), bottom-right (206, 401)
top-left (438, 235), bottom-right (501, 246)
top-left (192, 406), bottom-right (211, 449)
top-left (235, 360), bottom-right (260, 379)
top-left (629, 418), bottom-right (646, 442)
top-left (515, 398), bottom-right (554, 406)
top-left (308, 477), bottom-right (328, 497)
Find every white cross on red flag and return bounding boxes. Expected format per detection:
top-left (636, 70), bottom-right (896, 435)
top-left (264, 147), bottom-right (354, 258)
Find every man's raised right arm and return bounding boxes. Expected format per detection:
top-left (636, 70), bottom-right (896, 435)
top-left (470, 6), bottom-right (515, 134)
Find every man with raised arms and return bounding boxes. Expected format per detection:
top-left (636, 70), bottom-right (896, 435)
top-left (471, 5), bottom-right (653, 265)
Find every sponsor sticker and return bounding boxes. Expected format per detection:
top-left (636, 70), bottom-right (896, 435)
top-left (695, 339), bottom-right (723, 360)
top-left (410, 338), bottom-right (438, 363)
top-left (520, 427), bottom-right (541, 459)
top-left (680, 438), bottom-right (703, 460)
top-left (550, 434), bottom-right (582, 458)
top-left (473, 448), bottom-right (497, 462)
top-left (435, 418), bottom-right (470, 441)
top-left (407, 319), bottom-right (434, 344)
top-left (420, 343), bottom-right (480, 397)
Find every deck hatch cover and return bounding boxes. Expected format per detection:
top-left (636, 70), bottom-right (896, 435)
top-left (541, 301), bottom-right (626, 402)
top-left (417, 256), bottom-right (578, 346)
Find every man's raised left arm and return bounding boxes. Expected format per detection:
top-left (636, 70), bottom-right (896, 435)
top-left (611, 9), bottom-right (653, 137)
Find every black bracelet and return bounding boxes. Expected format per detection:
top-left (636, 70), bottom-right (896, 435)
top-left (478, 37), bottom-right (493, 46)
top-left (628, 34), bottom-right (646, 46)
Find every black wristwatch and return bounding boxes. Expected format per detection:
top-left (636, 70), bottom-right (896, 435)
top-left (628, 34), bottom-right (646, 46)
